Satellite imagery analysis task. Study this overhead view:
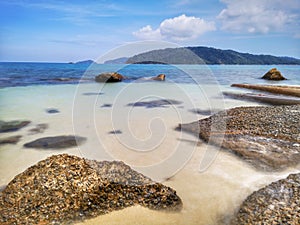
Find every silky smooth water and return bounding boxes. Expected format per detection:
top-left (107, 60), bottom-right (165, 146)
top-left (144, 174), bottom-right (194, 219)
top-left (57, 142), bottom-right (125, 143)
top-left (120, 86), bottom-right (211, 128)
top-left (0, 64), bottom-right (299, 224)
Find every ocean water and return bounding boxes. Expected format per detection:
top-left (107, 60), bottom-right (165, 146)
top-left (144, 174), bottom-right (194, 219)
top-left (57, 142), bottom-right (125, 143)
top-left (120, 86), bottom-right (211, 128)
top-left (0, 62), bottom-right (299, 87)
top-left (0, 63), bottom-right (300, 224)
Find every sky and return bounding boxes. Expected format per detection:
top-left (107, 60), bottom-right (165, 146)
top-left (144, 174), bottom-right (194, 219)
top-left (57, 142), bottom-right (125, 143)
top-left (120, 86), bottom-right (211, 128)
top-left (0, 0), bottom-right (300, 62)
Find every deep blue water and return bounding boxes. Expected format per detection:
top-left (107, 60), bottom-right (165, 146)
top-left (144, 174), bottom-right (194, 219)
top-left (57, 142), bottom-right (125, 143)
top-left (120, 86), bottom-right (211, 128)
top-left (0, 62), bottom-right (299, 88)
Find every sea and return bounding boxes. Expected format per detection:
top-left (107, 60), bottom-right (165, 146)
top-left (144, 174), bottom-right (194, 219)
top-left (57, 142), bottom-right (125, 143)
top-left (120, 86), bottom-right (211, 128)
top-left (0, 62), bottom-right (299, 225)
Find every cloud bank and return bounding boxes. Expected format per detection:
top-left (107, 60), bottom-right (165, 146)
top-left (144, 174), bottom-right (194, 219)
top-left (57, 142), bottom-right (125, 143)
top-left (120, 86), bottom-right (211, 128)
top-left (218, 0), bottom-right (299, 34)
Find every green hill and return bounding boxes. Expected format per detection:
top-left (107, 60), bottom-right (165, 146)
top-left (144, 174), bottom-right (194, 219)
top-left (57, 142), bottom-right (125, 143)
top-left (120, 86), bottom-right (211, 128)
top-left (126, 46), bottom-right (300, 65)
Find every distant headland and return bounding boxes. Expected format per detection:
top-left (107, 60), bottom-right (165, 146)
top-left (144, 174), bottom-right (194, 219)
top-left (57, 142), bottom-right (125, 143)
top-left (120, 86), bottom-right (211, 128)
top-left (100, 46), bottom-right (300, 65)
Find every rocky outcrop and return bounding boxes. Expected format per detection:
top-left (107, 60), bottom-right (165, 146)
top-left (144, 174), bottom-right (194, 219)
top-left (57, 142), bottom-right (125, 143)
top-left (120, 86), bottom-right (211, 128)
top-left (223, 92), bottom-right (300, 105)
top-left (232, 173), bottom-right (300, 224)
top-left (261, 68), bottom-right (286, 80)
top-left (151, 74), bottom-right (165, 81)
top-left (231, 84), bottom-right (300, 97)
top-left (0, 154), bottom-right (182, 224)
top-left (178, 105), bottom-right (300, 171)
top-left (0, 135), bottom-right (22, 145)
top-left (95, 72), bottom-right (124, 83)
top-left (23, 135), bottom-right (86, 149)
top-left (0, 120), bottom-right (30, 133)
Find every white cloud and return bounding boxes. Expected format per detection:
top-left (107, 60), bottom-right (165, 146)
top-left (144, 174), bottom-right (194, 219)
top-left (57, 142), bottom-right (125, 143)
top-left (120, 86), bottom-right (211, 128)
top-left (132, 25), bottom-right (162, 40)
top-left (218, 0), bottom-right (299, 34)
top-left (133, 14), bottom-right (215, 41)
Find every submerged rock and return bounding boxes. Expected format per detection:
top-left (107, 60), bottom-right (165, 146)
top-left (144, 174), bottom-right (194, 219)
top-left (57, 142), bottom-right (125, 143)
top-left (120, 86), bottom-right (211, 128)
top-left (28, 123), bottom-right (48, 135)
top-left (46, 108), bottom-right (60, 114)
top-left (24, 135), bottom-right (86, 149)
top-left (232, 173), bottom-right (300, 224)
top-left (231, 84), bottom-right (300, 97)
top-left (262, 68), bottom-right (286, 80)
top-left (178, 105), bottom-right (300, 171)
top-left (0, 154), bottom-right (182, 224)
top-left (95, 72), bottom-right (124, 83)
top-left (127, 99), bottom-right (182, 108)
top-left (0, 120), bottom-right (30, 133)
top-left (0, 135), bottom-right (22, 145)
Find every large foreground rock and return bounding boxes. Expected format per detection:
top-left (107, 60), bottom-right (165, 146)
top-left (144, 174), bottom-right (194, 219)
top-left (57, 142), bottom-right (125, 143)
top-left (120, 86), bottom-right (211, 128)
top-left (178, 105), bottom-right (300, 171)
top-left (24, 135), bottom-right (86, 149)
top-left (0, 154), bottom-right (182, 224)
top-left (0, 120), bottom-right (30, 133)
top-left (95, 72), bottom-right (124, 83)
top-left (232, 173), bottom-right (300, 224)
top-left (262, 68), bottom-right (286, 80)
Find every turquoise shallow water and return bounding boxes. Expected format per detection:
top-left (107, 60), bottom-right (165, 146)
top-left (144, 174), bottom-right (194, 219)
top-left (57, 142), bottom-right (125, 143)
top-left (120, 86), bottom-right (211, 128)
top-left (0, 64), bottom-right (299, 225)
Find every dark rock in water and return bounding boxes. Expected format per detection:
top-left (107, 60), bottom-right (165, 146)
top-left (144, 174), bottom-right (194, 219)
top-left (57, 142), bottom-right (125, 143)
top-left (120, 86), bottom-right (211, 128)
top-left (82, 92), bottom-right (104, 96)
top-left (24, 135), bottom-right (86, 149)
top-left (101, 103), bottom-right (113, 108)
top-left (232, 173), bottom-right (300, 224)
top-left (178, 105), bottom-right (300, 171)
top-left (189, 108), bottom-right (219, 116)
top-left (108, 130), bottom-right (122, 134)
top-left (95, 72), bottom-right (124, 83)
top-left (46, 108), bottom-right (60, 114)
top-left (28, 123), bottom-right (48, 135)
top-left (0, 120), bottom-right (31, 133)
top-left (231, 84), bottom-right (300, 97)
top-left (151, 74), bottom-right (166, 81)
top-left (127, 99), bottom-right (182, 108)
top-left (261, 68), bottom-right (286, 80)
top-left (0, 154), bottom-right (182, 224)
top-left (0, 135), bottom-right (22, 145)
top-left (223, 91), bottom-right (300, 105)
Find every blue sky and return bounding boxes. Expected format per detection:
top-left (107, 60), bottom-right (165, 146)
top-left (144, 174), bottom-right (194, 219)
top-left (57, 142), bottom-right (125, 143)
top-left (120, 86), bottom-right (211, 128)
top-left (0, 0), bottom-right (299, 62)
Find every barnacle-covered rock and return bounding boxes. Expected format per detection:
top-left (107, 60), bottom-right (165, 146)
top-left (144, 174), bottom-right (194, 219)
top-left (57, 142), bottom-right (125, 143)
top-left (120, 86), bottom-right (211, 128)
top-left (0, 154), bottom-right (182, 224)
top-left (178, 105), bottom-right (300, 171)
top-left (232, 173), bottom-right (300, 224)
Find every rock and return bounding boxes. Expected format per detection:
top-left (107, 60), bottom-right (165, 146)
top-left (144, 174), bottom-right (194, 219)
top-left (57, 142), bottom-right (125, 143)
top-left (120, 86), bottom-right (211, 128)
top-left (46, 108), bottom-right (60, 114)
top-left (151, 74), bottom-right (166, 81)
top-left (0, 135), bottom-right (22, 145)
top-left (223, 92), bottom-right (300, 105)
top-left (100, 103), bottom-right (113, 108)
top-left (261, 68), bottom-right (286, 80)
top-left (108, 130), bottom-right (122, 134)
top-left (28, 123), bottom-right (48, 135)
top-left (95, 72), bottom-right (124, 83)
top-left (232, 173), bottom-right (300, 224)
top-left (127, 99), bottom-right (182, 108)
top-left (231, 84), bottom-right (300, 97)
top-left (82, 92), bottom-right (104, 96)
top-left (0, 154), bottom-right (182, 224)
top-left (0, 120), bottom-right (31, 133)
top-left (178, 105), bottom-right (300, 171)
top-left (23, 135), bottom-right (86, 149)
